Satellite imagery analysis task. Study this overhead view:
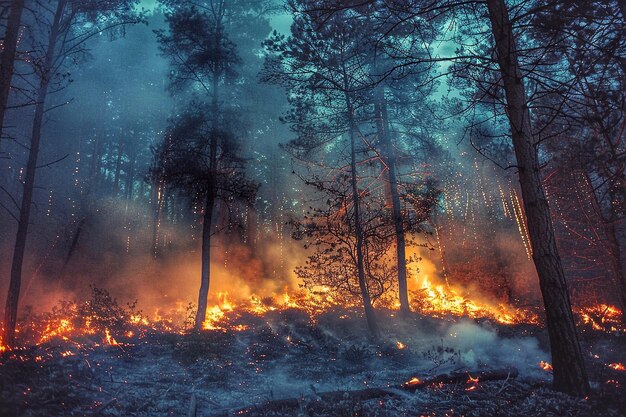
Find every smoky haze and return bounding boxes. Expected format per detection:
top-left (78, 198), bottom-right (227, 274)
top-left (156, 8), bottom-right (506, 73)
top-left (0, 6), bottom-right (540, 318)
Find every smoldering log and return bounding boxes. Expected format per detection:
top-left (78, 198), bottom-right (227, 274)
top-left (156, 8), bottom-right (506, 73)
top-left (219, 368), bottom-right (518, 416)
top-left (402, 367), bottom-right (519, 391)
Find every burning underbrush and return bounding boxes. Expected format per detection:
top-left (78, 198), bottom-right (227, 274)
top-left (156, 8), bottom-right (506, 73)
top-left (0, 284), bottom-right (625, 416)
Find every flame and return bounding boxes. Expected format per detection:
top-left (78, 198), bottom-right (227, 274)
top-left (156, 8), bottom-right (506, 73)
top-left (539, 361), bottom-right (553, 371)
top-left (576, 304), bottom-right (624, 333)
top-left (412, 275), bottom-right (538, 325)
top-left (1, 269), bottom-right (622, 359)
top-left (404, 377), bottom-right (421, 387)
top-left (104, 329), bottom-right (118, 346)
top-left (467, 374), bottom-right (479, 384)
top-left (608, 363), bottom-right (625, 371)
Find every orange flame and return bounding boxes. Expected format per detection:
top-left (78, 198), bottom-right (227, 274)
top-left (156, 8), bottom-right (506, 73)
top-left (539, 361), bottom-right (553, 371)
top-left (412, 275), bottom-right (539, 325)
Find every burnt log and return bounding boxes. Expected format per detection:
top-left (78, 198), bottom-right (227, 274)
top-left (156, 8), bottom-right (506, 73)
top-left (221, 368), bottom-right (518, 416)
top-left (401, 367), bottom-right (519, 391)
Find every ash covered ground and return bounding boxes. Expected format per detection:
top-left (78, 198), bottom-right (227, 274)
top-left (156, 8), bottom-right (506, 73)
top-left (1, 309), bottom-right (625, 417)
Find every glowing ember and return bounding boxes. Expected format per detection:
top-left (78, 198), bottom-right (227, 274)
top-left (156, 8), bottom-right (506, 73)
top-left (405, 377), bottom-right (421, 387)
top-left (396, 341), bottom-right (406, 350)
top-left (539, 361), bottom-right (553, 371)
top-left (608, 363), bottom-right (625, 371)
top-left (467, 374), bottom-right (480, 384)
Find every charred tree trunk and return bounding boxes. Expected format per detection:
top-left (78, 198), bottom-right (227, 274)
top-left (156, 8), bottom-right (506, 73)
top-left (485, 0), bottom-right (589, 396)
top-left (3, 0), bottom-right (66, 347)
top-left (195, 188), bottom-right (215, 329)
top-left (374, 92), bottom-right (410, 315)
top-left (0, 0), bottom-right (24, 135)
top-left (194, 72), bottom-right (220, 329)
top-left (346, 98), bottom-right (381, 339)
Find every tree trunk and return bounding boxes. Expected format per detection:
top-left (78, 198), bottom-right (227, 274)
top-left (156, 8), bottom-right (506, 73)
top-left (605, 219), bottom-right (626, 312)
top-left (485, 0), bottom-right (589, 396)
top-left (125, 147), bottom-right (136, 200)
top-left (195, 189), bottom-right (215, 329)
top-left (374, 92), bottom-right (410, 315)
top-left (151, 181), bottom-right (164, 259)
top-left (0, 0), bottom-right (25, 136)
top-left (3, 0), bottom-right (66, 347)
top-left (113, 139), bottom-right (124, 195)
top-left (194, 71), bottom-right (220, 329)
top-left (347, 99), bottom-right (381, 339)
top-left (583, 172), bottom-right (626, 312)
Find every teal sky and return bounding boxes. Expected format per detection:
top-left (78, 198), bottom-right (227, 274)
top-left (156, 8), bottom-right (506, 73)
top-left (140, 0), bottom-right (158, 11)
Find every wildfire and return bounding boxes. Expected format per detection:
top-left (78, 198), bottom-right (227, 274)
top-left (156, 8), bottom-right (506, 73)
top-left (608, 363), bottom-right (625, 371)
top-left (577, 304), bottom-right (624, 333)
top-left (411, 275), bottom-right (539, 325)
top-left (539, 361), bottom-right (553, 371)
top-left (2, 275), bottom-right (623, 357)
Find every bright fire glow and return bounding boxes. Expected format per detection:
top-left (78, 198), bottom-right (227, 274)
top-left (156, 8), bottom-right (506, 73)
top-left (608, 363), bottom-right (625, 371)
top-left (411, 275), bottom-right (539, 325)
top-left (540, 361), bottom-right (553, 371)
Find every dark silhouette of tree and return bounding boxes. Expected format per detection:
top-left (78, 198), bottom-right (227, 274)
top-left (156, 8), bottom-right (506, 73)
top-left (0, 0), bottom-right (25, 138)
top-left (483, 0), bottom-right (589, 396)
top-left (155, 1), bottom-right (258, 329)
top-left (3, 0), bottom-right (142, 347)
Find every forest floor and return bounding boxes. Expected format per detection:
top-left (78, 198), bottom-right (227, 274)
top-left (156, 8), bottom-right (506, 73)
top-left (1, 309), bottom-right (625, 417)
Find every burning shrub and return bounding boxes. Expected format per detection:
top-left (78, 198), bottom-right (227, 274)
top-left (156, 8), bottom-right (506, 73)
top-left (16, 286), bottom-right (148, 347)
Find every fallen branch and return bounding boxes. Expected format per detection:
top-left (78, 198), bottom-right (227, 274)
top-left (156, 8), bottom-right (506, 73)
top-left (220, 368), bottom-right (518, 416)
top-left (402, 367), bottom-right (519, 392)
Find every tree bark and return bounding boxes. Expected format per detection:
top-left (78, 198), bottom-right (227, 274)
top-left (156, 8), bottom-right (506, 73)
top-left (485, 0), bottom-right (589, 396)
top-left (3, 0), bottom-right (66, 347)
top-left (347, 98), bottom-right (381, 339)
top-left (194, 71), bottom-right (220, 329)
top-left (374, 92), bottom-right (410, 315)
top-left (195, 189), bottom-right (215, 329)
top-left (0, 0), bottom-right (25, 136)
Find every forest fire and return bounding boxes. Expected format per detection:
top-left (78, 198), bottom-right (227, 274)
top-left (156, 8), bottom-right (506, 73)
top-left (411, 275), bottom-right (539, 325)
top-left (1, 281), bottom-right (622, 355)
top-left (1, 0), bottom-right (626, 415)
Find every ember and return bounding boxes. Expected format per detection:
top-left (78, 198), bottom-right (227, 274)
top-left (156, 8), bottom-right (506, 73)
top-left (540, 361), bottom-right (553, 372)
